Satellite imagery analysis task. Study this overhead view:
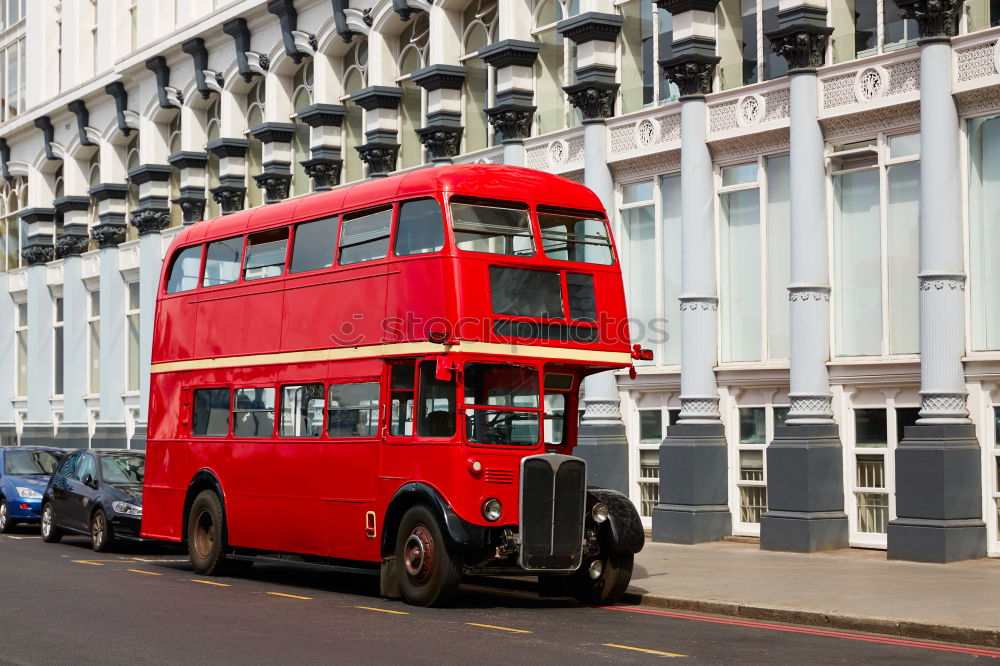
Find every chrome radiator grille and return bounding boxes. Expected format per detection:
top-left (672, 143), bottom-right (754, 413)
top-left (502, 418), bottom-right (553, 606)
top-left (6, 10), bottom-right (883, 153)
top-left (518, 454), bottom-right (586, 571)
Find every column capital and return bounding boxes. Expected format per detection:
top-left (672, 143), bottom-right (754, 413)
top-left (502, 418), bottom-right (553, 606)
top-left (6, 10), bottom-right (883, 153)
top-left (253, 162), bottom-right (292, 203)
top-left (130, 207), bottom-right (171, 236)
top-left (302, 158), bottom-right (342, 191)
top-left (90, 223), bottom-right (126, 249)
top-left (889, 0), bottom-right (965, 39)
top-left (485, 104), bottom-right (536, 142)
top-left (210, 180), bottom-right (247, 215)
top-left (416, 126), bottom-right (464, 163)
top-left (767, 23), bottom-right (833, 72)
top-left (564, 81), bottom-right (620, 122)
top-left (661, 53), bottom-right (720, 98)
top-left (356, 143), bottom-right (399, 178)
top-left (173, 187), bottom-right (207, 225)
top-left (56, 232), bottom-right (90, 257)
top-left (21, 242), bottom-right (54, 265)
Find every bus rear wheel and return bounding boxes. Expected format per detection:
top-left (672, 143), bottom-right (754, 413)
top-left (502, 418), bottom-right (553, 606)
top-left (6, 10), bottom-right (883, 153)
top-left (395, 505), bottom-right (461, 607)
top-left (187, 490), bottom-right (231, 576)
top-left (572, 552), bottom-right (634, 606)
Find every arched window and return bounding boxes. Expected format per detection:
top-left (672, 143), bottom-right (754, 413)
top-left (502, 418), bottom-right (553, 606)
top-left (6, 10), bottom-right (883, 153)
top-left (398, 14), bottom-right (429, 170)
top-left (125, 133), bottom-right (140, 241)
top-left (168, 113), bottom-right (182, 227)
top-left (532, 0), bottom-right (579, 135)
top-left (53, 167), bottom-right (64, 257)
top-left (461, 1), bottom-right (497, 154)
top-left (291, 62), bottom-right (314, 196)
top-left (342, 39), bottom-right (368, 184)
top-left (205, 98), bottom-right (221, 218)
top-left (0, 176), bottom-right (27, 271)
top-left (87, 153), bottom-right (100, 249)
top-left (245, 81), bottom-right (265, 208)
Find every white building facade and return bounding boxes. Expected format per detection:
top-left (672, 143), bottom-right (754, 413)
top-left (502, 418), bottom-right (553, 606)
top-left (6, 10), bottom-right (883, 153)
top-left (1, 0), bottom-right (999, 562)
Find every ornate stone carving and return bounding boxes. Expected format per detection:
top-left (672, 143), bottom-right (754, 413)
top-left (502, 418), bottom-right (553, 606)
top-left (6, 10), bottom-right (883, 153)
top-left (56, 234), bottom-right (90, 257)
top-left (486, 105), bottom-right (535, 142)
top-left (302, 159), bottom-right (342, 191)
top-left (919, 274), bottom-right (966, 290)
top-left (855, 67), bottom-right (887, 102)
top-left (788, 394), bottom-right (834, 419)
top-left (91, 223), bottom-right (127, 249)
top-left (736, 94), bottom-right (764, 128)
top-left (253, 172), bottom-right (292, 203)
top-left (788, 286), bottom-right (831, 301)
top-left (129, 208), bottom-right (171, 235)
top-left (610, 151), bottom-right (681, 182)
top-left (919, 391), bottom-right (969, 418)
top-left (582, 399), bottom-right (622, 419)
top-left (767, 26), bottom-right (833, 71)
top-left (890, 0), bottom-right (965, 39)
top-left (678, 397), bottom-right (721, 420)
top-left (356, 143), bottom-right (400, 176)
top-left (661, 57), bottom-right (719, 97)
top-left (679, 296), bottom-right (719, 311)
top-left (636, 118), bottom-right (657, 147)
top-left (564, 82), bottom-right (619, 121)
top-left (416, 126), bottom-right (464, 162)
top-left (175, 197), bottom-right (206, 224)
top-left (211, 187), bottom-right (246, 215)
top-left (21, 244), bottom-right (54, 265)
top-left (548, 140), bottom-right (567, 167)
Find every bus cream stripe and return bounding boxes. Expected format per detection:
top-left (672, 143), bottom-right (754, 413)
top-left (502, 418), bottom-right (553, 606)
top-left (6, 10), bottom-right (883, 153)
top-left (149, 342), bottom-right (631, 374)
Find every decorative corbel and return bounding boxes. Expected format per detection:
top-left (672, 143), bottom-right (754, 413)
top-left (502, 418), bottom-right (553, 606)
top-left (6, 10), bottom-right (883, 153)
top-left (267, 0), bottom-right (316, 65)
top-left (34, 117), bottom-right (60, 162)
top-left (182, 38), bottom-right (224, 100)
top-left (331, 0), bottom-right (356, 43)
top-left (0, 138), bottom-right (10, 180)
top-left (223, 18), bottom-right (269, 83)
top-left (392, 0), bottom-right (416, 21)
top-left (146, 56), bottom-right (184, 109)
top-left (105, 82), bottom-right (132, 137)
top-left (67, 100), bottom-right (95, 148)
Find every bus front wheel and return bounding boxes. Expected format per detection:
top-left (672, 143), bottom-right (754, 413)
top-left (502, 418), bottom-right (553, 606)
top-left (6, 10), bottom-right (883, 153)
top-left (571, 552), bottom-right (634, 606)
top-left (187, 490), bottom-right (230, 576)
top-left (394, 504), bottom-right (461, 607)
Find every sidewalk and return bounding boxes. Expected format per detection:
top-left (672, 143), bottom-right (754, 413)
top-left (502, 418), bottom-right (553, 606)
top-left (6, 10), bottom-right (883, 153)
top-left (627, 540), bottom-right (1000, 647)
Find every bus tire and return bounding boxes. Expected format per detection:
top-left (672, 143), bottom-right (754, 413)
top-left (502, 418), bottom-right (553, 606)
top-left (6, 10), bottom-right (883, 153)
top-left (90, 508), bottom-right (114, 553)
top-left (187, 490), bottom-right (229, 576)
top-left (572, 552), bottom-right (634, 606)
top-left (395, 504), bottom-right (461, 607)
top-left (40, 503), bottom-right (62, 543)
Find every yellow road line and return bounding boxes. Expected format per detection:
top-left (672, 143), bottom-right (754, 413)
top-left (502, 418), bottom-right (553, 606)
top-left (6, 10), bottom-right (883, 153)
top-left (466, 623), bottom-right (533, 634)
top-left (267, 592), bottom-right (312, 600)
top-left (355, 606), bottom-right (410, 615)
top-left (72, 560), bottom-right (105, 566)
top-left (191, 579), bottom-right (231, 587)
top-left (603, 643), bottom-right (686, 657)
top-left (127, 569), bottom-right (163, 576)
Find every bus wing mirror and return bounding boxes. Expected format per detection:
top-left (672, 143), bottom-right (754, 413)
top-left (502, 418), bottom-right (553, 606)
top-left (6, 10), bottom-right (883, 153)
top-left (435, 356), bottom-right (457, 381)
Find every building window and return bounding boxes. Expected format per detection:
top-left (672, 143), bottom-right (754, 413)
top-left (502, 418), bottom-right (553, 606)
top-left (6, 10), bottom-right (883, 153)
top-left (832, 134), bottom-right (920, 357)
top-left (54, 296), bottom-right (64, 396)
top-left (342, 40), bottom-right (368, 184)
top-left (397, 14), bottom-right (429, 170)
top-left (291, 62), bottom-right (314, 196)
top-left (0, 175), bottom-right (26, 272)
top-left (968, 114), bottom-right (1000, 351)
top-left (718, 155), bottom-right (790, 363)
top-left (965, 0), bottom-right (1000, 31)
top-left (205, 99), bottom-right (222, 219)
top-left (993, 406), bottom-right (1000, 542)
top-left (730, 405), bottom-right (788, 531)
top-left (125, 133), bottom-right (140, 242)
top-left (0, 0), bottom-right (25, 121)
top-left (830, 0), bottom-right (919, 63)
top-left (129, 0), bottom-right (138, 51)
top-left (619, 0), bottom-right (679, 114)
top-left (88, 291), bottom-right (100, 395)
top-left (15, 300), bottom-right (26, 396)
top-left (126, 282), bottom-right (140, 393)
top-left (168, 114), bottom-right (182, 227)
top-left (717, 0), bottom-right (785, 89)
top-left (461, 1), bottom-right (497, 153)
top-left (90, 0), bottom-right (99, 76)
top-left (636, 409), bottom-right (662, 518)
top-left (245, 81), bottom-right (265, 209)
top-left (532, 0), bottom-right (579, 135)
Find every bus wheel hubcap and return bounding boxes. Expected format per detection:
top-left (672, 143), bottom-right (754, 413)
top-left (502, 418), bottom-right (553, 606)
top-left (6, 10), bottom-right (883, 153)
top-left (403, 526), bottom-right (434, 583)
top-left (195, 511), bottom-right (215, 558)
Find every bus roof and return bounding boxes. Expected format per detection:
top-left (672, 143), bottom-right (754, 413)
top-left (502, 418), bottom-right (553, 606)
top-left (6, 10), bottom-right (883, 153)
top-left (174, 165), bottom-right (605, 247)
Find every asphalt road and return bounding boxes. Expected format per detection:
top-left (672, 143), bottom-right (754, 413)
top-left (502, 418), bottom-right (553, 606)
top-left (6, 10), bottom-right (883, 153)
top-left (1, 526), bottom-right (997, 665)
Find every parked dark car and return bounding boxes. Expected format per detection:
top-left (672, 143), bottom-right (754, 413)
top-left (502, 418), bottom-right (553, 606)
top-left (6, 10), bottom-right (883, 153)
top-left (41, 449), bottom-right (145, 552)
top-left (0, 446), bottom-right (65, 533)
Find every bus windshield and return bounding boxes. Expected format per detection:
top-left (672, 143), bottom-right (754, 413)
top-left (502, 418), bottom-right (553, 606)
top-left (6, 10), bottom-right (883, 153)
top-left (463, 363), bottom-right (540, 446)
top-left (450, 200), bottom-right (534, 256)
top-left (537, 210), bottom-right (614, 265)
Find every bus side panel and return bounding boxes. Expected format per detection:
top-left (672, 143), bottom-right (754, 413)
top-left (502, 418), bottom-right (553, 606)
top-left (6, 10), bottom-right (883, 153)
top-left (195, 284), bottom-right (285, 359)
top-left (385, 258), bottom-right (454, 342)
top-left (141, 373), bottom-right (186, 541)
top-left (155, 296), bottom-right (198, 361)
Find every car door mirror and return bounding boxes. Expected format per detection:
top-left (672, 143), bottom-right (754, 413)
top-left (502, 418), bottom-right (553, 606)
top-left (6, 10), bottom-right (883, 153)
top-left (82, 473), bottom-right (96, 489)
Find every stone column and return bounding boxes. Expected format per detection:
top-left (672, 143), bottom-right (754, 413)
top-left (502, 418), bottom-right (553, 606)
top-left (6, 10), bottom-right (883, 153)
top-left (297, 104), bottom-right (345, 190)
top-left (350, 87), bottom-right (403, 178)
top-left (207, 139), bottom-right (248, 214)
top-left (478, 40), bottom-right (540, 166)
top-left (53, 195), bottom-right (91, 449)
top-left (413, 65), bottom-right (466, 165)
top-left (19, 208), bottom-right (56, 447)
top-left (759, 5), bottom-right (848, 552)
top-left (169, 151), bottom-right (208, 224)
top-left (0, 273), bottom-right (15, 445)
top-left (652, 0), bottom-right (731, 544)
top-left (886, 0), bottom-right (986, 562)
top-left (89, 184), bottom-right (129, 449)
top-left (249, 123), bottom-right (295, 203)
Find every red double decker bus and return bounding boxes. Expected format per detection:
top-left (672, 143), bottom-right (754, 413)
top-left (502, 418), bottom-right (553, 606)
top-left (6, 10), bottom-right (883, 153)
top-left (142, 164), bottom-right (645, 606)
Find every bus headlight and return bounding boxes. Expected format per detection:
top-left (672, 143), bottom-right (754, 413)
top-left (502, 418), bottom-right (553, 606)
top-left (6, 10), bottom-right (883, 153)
top-left (482, 498), bottom-right (502, 522)
top-left (591, 503), bottom-right (609, 524)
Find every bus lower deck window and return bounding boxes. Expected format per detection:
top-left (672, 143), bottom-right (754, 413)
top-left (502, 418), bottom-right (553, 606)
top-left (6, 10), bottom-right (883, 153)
top-left (463, 363), bottom-right (541, 446)
top-left (280, 384), bottom-right (324, 437)
top-left (390, 363), bottom-right (415, 436)
top-left (233, 388), bottom-right (276, 437)
top-left (192, 389), bottom-right (231, 437)
top-left (417, 361), bottom-right (456, 438)
top-left (327, 382), bottom-right (380, 437)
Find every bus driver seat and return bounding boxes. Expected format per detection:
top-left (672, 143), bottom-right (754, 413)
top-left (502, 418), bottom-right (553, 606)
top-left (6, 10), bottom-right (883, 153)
top-left (424, 410), bottom-right (454, 437)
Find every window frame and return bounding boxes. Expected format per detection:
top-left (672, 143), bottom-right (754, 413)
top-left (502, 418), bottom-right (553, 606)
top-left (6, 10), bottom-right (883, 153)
top-left (326, 379), bottom-right (381, 439)
top-left (191, 387), bottom-right (233, 438)
top-left (337, 205), bottom-right (395, 266)
top-left (232, 386), bottom-right (277, 439)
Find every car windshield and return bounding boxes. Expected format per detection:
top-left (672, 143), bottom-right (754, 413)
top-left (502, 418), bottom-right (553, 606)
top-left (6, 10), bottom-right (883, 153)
top-left (463, 363), bottom-right (541, 446)
top-left (100, 455), bottom-right (144, 485)
top-left (4, 450), bottom-right (62, 475)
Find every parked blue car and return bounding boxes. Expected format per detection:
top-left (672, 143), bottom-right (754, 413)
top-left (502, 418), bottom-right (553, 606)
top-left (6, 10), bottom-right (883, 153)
top-left (0, 446), bottom-right (65, 533)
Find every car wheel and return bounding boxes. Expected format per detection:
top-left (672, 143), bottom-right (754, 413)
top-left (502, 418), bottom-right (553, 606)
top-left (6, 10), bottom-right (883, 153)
top-left (187, 490), bottom-right (231, 576)
top-left (394, 504), bottom-right (461, 607)
top-left (571, 552), bottom-right (634, 606)
top-left (91, 508), bottom-right (114, 553)
top-left (0, 498), bottom-right (13, 533)
top-left (40, 503), bottom-right (62, 543)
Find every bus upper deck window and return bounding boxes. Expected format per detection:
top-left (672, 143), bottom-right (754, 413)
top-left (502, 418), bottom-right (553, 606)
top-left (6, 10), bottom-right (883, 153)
top-left (537, 210), bottom-right (614, 265)
top-left (244, 228), bottom-right (289, 280)
top-left (451, 201), bottom-right (533, 256)
top-left (395, 198), bottom-right (444, 256)
top-left (290, 216), bottom-right (337, 274)
top-left (339, 207), bottom-right (392, 265)
top-left (166, 245), bottom-right (203, 294)
top-left (203, 237), bottom-right (243, 287)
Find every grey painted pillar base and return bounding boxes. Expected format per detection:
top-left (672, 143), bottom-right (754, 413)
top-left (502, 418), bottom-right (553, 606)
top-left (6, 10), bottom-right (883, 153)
top-left (0, 425), bottom-right (16, 446)
top-left (887, 424), bottom-right (986, 562)
top-left (130, 425), bottom-right (147, 451)
top-left (575, 422), bottom-right (628, 494)
top-left (52, 424), bottom-right (90, 449)
top-left (760, 424), bottom-right (848, 552)
top-left (652, 424), bottom-right (731, 543)
top-left (20, 424), bottom-right (55, 448)
top-left (91, 424), bottom-right (128, 450)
